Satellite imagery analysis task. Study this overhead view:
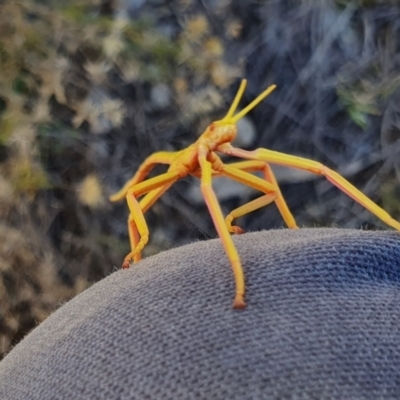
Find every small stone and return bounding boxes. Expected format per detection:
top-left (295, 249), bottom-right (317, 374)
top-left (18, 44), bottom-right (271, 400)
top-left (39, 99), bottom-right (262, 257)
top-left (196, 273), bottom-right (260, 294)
top-left (150, 84), bottom-right (171, 110)
top-left (187, 178), bottom-right (255, 205)
top-left (234, 117), bottom-right (256, 148)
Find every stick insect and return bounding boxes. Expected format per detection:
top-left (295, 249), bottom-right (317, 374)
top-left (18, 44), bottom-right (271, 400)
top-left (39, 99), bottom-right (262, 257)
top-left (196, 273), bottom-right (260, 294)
top-left (110, 79), bottom-right (400, 308)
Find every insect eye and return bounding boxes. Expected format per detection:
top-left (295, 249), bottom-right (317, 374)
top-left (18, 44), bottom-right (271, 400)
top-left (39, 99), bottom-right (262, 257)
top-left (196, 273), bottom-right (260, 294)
top-left (209, 123), bottom-right (216, 132)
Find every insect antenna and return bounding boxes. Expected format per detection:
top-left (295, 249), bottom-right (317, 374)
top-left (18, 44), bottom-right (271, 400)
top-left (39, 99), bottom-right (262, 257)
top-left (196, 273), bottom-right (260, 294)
top-left (230, 82), bottom-right (277, 124)
top-left (224, 79), bottom-right (247, 119)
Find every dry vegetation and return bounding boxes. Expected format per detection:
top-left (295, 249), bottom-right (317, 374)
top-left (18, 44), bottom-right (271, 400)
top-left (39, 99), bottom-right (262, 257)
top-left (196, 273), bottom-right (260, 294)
top-left (0, 0), bottom-right (399, 357)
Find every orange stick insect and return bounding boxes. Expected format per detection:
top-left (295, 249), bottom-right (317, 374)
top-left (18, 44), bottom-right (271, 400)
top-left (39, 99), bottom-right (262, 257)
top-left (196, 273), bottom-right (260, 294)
top-left (110, 79), bottom-right (400, 309)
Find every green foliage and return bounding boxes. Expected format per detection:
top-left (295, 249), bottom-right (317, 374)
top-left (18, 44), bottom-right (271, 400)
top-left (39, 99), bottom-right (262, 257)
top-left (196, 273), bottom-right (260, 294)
top-left (337, 77), bottom-right (400, 130)
top-left (0, 116), bottom-right (15, 145)
top-left (11, 160), bottom-right (51, 194)
top-left (337, 86), bottom-right (379, 129)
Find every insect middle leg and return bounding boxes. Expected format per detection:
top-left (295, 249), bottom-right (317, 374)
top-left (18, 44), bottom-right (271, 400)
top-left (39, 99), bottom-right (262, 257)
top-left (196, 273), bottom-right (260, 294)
top-left (223, 161), bottom-right (298, 233)
top-left (220, 161), bottom-right (298, 233)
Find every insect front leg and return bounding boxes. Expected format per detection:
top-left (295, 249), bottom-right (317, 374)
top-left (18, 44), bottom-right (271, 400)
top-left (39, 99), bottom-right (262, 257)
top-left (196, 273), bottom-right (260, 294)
top-left (110, 151), bottom-right (181, 202)
top-left (122, 171), bottom-right (181, 269)
top-left (123, 192), bottom-right (149, 269)
top-left (127, 213), bottom-right (141, 263)
top-left (126, 185), bottom-right (174, 264)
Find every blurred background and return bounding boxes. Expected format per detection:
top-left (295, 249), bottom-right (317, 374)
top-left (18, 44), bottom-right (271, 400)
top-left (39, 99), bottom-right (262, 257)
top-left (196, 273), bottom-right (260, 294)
top-left (1, 0), bottom-right (400, 358)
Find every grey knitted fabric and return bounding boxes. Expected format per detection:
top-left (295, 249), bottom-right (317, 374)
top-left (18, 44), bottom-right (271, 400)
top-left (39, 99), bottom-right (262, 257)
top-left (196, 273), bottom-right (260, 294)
top-left (1, 228), bottom-right (400, 399)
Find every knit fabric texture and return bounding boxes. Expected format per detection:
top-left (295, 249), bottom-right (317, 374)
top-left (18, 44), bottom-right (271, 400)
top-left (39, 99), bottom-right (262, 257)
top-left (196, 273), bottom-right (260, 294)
top-left (1, 228), bottom-right (400, 399)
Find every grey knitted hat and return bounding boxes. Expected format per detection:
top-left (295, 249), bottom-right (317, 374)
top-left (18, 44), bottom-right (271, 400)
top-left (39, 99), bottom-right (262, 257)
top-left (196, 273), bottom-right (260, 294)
top-left (1, 228), bottom-right (400, 399)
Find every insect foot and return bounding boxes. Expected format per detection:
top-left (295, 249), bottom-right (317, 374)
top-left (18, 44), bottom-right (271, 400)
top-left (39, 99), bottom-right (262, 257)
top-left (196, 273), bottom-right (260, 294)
top-left (233, 294), bottom-right (246, 309)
